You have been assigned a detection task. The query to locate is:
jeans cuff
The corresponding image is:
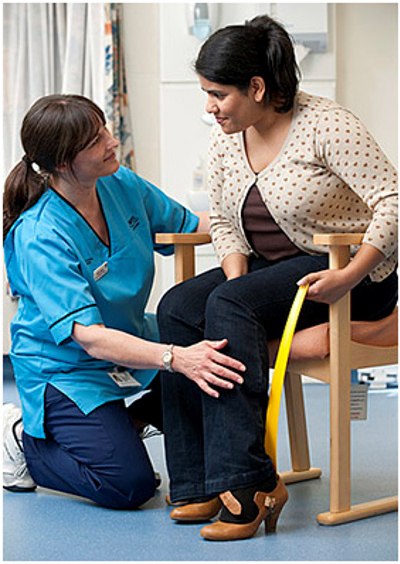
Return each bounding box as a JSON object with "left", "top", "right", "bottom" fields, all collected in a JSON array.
[
  {"left": 205, "top": 465, "right": 275, "bottom": 495},
  {"left": 169, "top": 483, "right": 207, "bottom": 503}
]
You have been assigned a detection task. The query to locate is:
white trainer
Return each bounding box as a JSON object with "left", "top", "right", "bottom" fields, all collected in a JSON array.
[{"left": 3, "top": 403, "right": 36, "bottom": 492}]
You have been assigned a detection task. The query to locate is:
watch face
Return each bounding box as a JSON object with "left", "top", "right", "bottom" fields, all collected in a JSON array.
[{"left": 163, "top": 345, "right": 174, "bottom": 371}]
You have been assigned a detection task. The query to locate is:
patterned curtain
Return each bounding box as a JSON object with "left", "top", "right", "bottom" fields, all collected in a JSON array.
[
  {"left": 3, "top": 3, "right": 135, "bottom": 176},
  {"left": 104, "top": 3, "right": 135, "bottom": 170},
  {"left": 3, "top": 3, "right": 105, "bottom": 177}
]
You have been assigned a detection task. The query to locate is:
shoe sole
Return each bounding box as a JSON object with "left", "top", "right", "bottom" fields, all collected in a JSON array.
[{"left": 3, "top": 484, "right": 37, "bottom": 493}]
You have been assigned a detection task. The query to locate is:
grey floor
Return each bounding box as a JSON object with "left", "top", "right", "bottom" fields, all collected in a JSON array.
[{"left": 3, "top": 379, "right": 398, "bottom": 562}]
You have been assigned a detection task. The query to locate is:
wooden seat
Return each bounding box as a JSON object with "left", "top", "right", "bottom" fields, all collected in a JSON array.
[{"left": 155, "top": 231, "right": 398, "bottom": 525}]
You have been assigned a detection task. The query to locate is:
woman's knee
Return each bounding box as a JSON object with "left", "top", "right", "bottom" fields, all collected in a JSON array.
[
  {"left": 157, "top": 268, "right": 225, "bottom": 339},
  {"left": 205, "top": 280, "right": 251, "bottom": 321},
  {"left": 157, "top": 283, "right": 184, "bottom": 326}
]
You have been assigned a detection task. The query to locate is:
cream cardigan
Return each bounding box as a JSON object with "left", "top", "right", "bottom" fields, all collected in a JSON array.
[{"left": 208, "top": 91, "right": 398, "bottom": 282}]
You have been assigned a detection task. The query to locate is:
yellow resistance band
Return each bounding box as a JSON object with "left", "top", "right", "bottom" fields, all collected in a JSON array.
[{"left": 264, "top": 284, "right": 309, "bottom": 469}]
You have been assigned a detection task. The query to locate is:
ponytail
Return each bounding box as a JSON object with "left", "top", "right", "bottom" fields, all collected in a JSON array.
[
  {"left": 246, "top": 15, "right": 299, "bottom": 112},
  {"left": 3, "top": 159, "right": 47, "bottom": 241}
]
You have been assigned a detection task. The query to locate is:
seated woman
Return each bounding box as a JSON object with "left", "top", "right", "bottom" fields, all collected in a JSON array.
[{"left": 157, "top": 15, "right": 398, "bottom": 541}]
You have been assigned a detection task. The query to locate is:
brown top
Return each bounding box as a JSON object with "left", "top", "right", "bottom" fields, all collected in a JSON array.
[{"left": 242, "top": 184, "right": 301, "bottom": 260}]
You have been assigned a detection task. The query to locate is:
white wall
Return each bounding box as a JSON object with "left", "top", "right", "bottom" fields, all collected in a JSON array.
[
  {"left": 122, "top": 3, "right": 161, "bottom": 186},
  {"left": 336, "top": 3, "right": 398, "bottom": 165}
]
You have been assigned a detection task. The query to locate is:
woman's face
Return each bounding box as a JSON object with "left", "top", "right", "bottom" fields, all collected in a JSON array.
[
  {"left": 199, "top": 75, "right": 264, "bottom": 134},
  {"left": 71, "top": 126, "right": 120, "bottom": 183}
]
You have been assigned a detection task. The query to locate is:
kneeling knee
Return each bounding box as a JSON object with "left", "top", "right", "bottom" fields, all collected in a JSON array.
[
  {"left": 121, "top": 474, "right": 156, "bottom": 509},
  {"left": 92, "top": 466, "right": 156, "bottom": 510}
]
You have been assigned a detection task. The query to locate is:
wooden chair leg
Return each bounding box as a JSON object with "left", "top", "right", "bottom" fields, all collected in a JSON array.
[
  {"left": 281, "top": 372, "right": 322, "bottom": 484},
  {"left": 317, "top": 244, "right": 398, "bottom": 525},
  {"left": 318, "top": 360, "right": 398, "bottom": 525}
]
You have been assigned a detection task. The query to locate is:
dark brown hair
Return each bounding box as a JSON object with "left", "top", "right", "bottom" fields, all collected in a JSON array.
[
  {"left": 195, "top": 15, "right": 299, "bottom": 113},
  {"left": 3, "top": 94, "right": 106, "bottom": 240}
]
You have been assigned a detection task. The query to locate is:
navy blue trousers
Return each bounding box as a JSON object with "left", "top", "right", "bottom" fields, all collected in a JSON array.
[
  {"left": 157, "top": 254, "right": 398, "bottom": 502},
  {"left": 23, "top": 384, "right": 158, "bottom": 509}
]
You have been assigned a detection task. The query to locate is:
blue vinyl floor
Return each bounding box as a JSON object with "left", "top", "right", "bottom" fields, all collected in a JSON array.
[{"left": 3, "top": 378, "right": 398, "bottom": 562}]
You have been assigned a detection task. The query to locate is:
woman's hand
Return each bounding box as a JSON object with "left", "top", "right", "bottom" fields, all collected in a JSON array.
[
  {"left": 221, "top": 253, "right": 249, "bottom": 280},
  {"left": 172, "top": 338, "right": 246, "bottom": 398},
  {"left": 298, "top": 243, "right": 386, "bottom": 305},
  {"left": 297, "top": 269, "right": 354, "bottom": 304}
]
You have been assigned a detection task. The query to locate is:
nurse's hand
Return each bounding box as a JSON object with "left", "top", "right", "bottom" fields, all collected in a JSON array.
[{"left": 172, "top": 339, "right": 246, "bottom": 398}]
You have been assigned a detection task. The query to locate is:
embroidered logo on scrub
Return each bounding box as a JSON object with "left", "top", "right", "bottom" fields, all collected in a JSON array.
[
  {"left": 93, "top": 261, "right": 108, "bottom": 281},
  {"left": 128, "top": 216, "right": 139, "bottom": 231}
]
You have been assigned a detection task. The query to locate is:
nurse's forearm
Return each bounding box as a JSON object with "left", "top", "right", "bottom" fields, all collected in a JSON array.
[
  {"left": 72, "top": 322, "right": 246, "bottom": 398},
  {"left": 72, "top": 323, "right": 167, "bottom": 370}
]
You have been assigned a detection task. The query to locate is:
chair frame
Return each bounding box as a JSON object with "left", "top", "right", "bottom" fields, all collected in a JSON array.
[{"left": 155, "top": 231, "right": 398, "bottom": 525}]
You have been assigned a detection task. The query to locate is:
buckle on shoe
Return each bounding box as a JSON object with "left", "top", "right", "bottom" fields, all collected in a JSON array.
[{"left": 265, "top": 495, "right": 277, "bottom": 512}]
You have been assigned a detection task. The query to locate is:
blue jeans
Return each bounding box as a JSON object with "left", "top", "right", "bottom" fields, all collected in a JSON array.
[
  {"left": 157, "top": 254, "right": 397, "bottom": 502},
  {"left": 23, "top": 384, "right": 157, "bottom": 509}
]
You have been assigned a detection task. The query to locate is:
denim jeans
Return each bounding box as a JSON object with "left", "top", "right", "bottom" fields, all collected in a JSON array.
[{"left": 157, "top": 254, "right": 397, "bottom": 502}]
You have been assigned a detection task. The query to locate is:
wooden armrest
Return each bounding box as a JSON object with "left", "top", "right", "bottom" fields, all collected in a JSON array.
[
  {"left": 155, "top": 233, "right": 211, "bottom": 246},
  {"left": 155, "top": 233, "right": 212, "bottom": 284},
  {"left": 314, "top": 233, "right": 364, "bottom": 246}
]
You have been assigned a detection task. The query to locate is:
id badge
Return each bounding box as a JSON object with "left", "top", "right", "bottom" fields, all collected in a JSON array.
[
  {"left": 94, "top": 261, "right": 108, "bottom": 281},
  {"left": 108, "top": 368, "right": 142, "bottom": 388}
]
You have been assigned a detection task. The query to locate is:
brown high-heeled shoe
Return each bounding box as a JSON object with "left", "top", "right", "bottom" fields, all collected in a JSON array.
[
  {"left": 200, "top": 476, "right": 288, "bottom": 541},
  {"left": 170, "top": 497, "right": 222, "bottom": 522}
]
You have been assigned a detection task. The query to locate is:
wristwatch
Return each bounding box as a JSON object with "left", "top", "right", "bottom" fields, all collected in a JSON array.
[{"left": 162, "top": 344, "right": 175, "bottom": 373}]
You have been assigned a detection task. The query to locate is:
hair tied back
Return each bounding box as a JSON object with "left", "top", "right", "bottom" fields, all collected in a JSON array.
[{"left": 22, "top": 155, "right": 40, "bottom": 173}]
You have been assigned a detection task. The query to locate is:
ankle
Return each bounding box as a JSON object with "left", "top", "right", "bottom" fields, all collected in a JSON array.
[
  {"left": 219, "top": 475, "right": 278, "bottom": 524},
  {"left": 189, "top": 494, "right": 216, "bottom": 504}
]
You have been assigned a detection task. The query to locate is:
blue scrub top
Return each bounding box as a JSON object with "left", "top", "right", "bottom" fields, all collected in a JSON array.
[{"left": 4, "top": 166, "right": 199, "bottom": 438}]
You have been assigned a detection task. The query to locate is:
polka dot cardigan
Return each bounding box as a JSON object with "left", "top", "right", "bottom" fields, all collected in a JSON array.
[{"left": 208, "top": 91, "right": 397, "bottom": 282}]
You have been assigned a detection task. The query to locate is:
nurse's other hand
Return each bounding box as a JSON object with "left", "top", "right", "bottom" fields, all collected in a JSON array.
[{"left": 172, "top": 339, "right": 246, "bottom": 398}]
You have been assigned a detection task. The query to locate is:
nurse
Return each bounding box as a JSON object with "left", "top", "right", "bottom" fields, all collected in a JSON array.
[{"left": 3, "top": 94, "right": 245, "bottom": 509}]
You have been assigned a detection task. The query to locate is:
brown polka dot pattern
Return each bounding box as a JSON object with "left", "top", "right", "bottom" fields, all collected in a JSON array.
[{"left": 207, "top": 91, "right": 398, "bottom": 282}]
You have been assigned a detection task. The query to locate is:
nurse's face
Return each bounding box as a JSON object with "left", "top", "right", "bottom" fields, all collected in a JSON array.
[{"left": 72, "top": 126, "right": 120, "bottom": 183}]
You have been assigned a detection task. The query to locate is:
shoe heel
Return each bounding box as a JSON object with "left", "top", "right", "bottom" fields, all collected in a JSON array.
[
  {"left": 263, "top": 478, "right": 288, "bottom": 533},
  {"left": 264, "top": 507, "right": 281, "bottom": 533}
]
